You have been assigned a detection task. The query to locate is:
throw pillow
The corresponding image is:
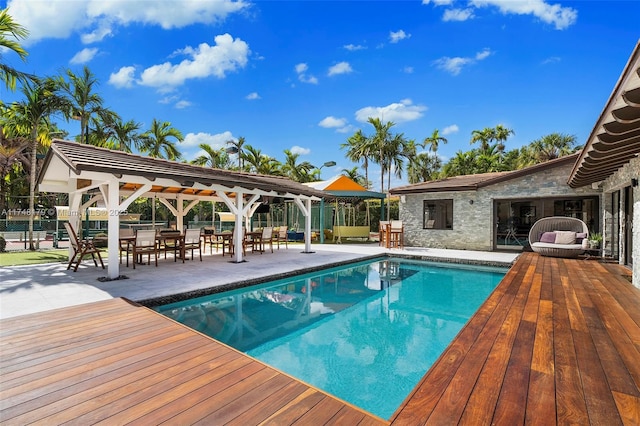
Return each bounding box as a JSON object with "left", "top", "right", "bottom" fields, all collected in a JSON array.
[
  {"left": 582, "top": 238, "right": 589, "bottom": 249},
  {"left": 539, "top": 232, "right": 556, "bottom": 243},
  {"left": 576, "top": 232, "right": 587, "bottom": 243},
  {"left": 554, "top": 231, "right": 576, "bottom": 245}
]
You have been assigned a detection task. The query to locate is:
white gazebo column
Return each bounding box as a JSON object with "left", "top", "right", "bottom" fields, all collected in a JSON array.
[
  {"left": 67, "top": 192, "right": 82, "bottom": 259},
  {"left": 106, "top": 181, "right": 121, "bottom": 279},
  {"left": 294, "top": 197, "right": 314, "bottom": 253}
]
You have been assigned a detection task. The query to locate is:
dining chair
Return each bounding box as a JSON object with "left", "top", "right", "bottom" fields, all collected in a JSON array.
[
  {"left": 274, "top": 226, "right": 288, "bottom": 249},
  {"left": 183, "top": 228, "right": 202, "bottom": 261},
  {"left": 129, "top": 229, "right": 158, "bottom": 269}
]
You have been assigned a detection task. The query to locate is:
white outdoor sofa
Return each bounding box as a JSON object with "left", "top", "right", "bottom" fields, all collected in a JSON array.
[{"left": 528, "top": 216, "right": 589, "bottom": 258}]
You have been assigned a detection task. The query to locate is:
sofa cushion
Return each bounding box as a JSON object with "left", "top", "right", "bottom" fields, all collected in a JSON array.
[
  {"left": 531, "top": 242, "right": 584, "bottom": 250},
  {"left": 554, "top": 231, "right": 576, "bottom": 244},
  {"left": 539, "top": 232, "right": 556, "bottom": 243}
]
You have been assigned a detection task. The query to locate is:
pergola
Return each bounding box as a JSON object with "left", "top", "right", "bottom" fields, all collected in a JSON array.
[{"left": 38, "top": 140, "right": 330, "bottom": 279}]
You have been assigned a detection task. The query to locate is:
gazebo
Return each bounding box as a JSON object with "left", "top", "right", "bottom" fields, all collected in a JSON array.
[
  {"left": 304, "top": 175, "right": 386, "bottom": 243},
  {"left": 38, "top": 140, "right": 330, "bottom": 279}
]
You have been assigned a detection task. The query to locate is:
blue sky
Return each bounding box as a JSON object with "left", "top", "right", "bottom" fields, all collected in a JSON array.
[{"left": 2, "top": 0, "right": 639, "bottom": 190}]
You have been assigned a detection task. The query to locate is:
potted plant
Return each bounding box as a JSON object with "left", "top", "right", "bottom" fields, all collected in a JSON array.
[{"left": 589, "top": 232, "right": 602, "bottom": 249}]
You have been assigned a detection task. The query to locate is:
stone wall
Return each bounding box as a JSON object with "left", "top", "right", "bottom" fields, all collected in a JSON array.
[
  {"left": 399, "top": 162, "right": 601, "bottom": 251},
  {"left": 601, "top": 156, "right": 640, "bottom": 288}
]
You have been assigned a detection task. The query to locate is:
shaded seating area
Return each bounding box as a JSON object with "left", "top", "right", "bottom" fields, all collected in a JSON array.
[
  {"left": 63, "top": 222, "right": 105, "bottom": 272},
  {"left": 528, "top": 216, "right": 588, "bottom": 258}
]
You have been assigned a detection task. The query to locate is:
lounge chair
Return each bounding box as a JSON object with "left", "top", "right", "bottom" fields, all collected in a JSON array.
[
  {"left": 528, "top": 216, "right": 588, "bottom": 258},
  {"left": 64, "top": 222, "right": 105, "bottom": 272}
]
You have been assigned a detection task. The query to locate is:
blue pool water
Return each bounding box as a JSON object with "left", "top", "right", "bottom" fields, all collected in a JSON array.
[{"left": 155, "top": 258, "right": 506, "bottom": 419}]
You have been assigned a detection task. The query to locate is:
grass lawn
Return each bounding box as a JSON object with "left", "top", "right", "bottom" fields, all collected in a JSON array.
[{"left": 0, "top": 249, "right": 69, "bottom": 267}]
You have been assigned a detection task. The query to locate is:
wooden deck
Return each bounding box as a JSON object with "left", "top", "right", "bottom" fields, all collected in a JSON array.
[
  {"left": 391, "top": 252, "right": 640, "bottom": 425},
  {"left": 1, "top": 253, "right": 639, "bottom": 424},
  {"left": 0, "top": 298, "right": 385, "bottom": 425}
]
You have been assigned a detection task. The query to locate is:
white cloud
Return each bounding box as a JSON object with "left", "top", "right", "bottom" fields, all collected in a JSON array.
[
  {"left": 319, "top": 116, "right": 348, "bottom": 128},
  {"left": 344, "top": 44, "right": 366, "bottom": 51},
  {"left": 108, "top": 66, "right": 136, "bottom": 88},
  {"left": 8, "top": 0, "right": 249, "bottom": 45},
  {"left": 471, "top": 0, "right": 577, "bottom": 29},
  {"left": 290, "top": 146, "right": 311, "bottom": 155},
  {"left": 69, "top": 47, "right": 98, "bottom": 64},
  {"left": 442, "top": 124, "right": 459, "bottom": 135},
  {"left": 423, "top": 0, "right": 577, "bottom": 30},
  {"left": 328, "top": 62, "right": 353, "bottom": 76},
  {"left": 355, "top": 99, "right": 427, "bottom": 124},
  {"left": 182, "top": 131, "right": 235, "bottom": 148},
  {"left": 175, "top": 100, "right": 192, "bottom": 109},
  {"left": 433, "top": 48, "right": 492, "bottom": 75},
  {"left": 422, "top": 0, "right": 453, "bottom": 5},
  {"left": 403, "top": 66, "right": 414, "bottom": 74},
  {"left": 542, "top": 56, "right": 561, "bottom": 65},
  {"left": 295, "top": 62, "right": 318, "bottom": 84},
  {"left": 389, "top": 29, "right": 411, "bottom": 44},
  {"left": 475, "top": 48, "right": 491, "bottom": 60},
  {"left": 138, "top": 33, "right": 250, "bottom": 89},
  {"left": 443, "top": 8, "right": 475, "bottom": 22},
  {"left": 246, "top": 92, "right": 261, "bottom": 100}
]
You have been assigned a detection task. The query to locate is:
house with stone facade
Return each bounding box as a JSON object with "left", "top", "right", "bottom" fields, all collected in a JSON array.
[
  {"left": 391, "top": 39, "right": 639, "bottom": 288},
  {"left": 390, "top": 153, "right": 600, "bottom": 253}
]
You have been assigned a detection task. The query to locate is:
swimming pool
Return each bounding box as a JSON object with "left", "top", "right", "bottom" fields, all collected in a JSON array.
[{"left": 155, "top": 257, "right": 507, "bottom": 419}]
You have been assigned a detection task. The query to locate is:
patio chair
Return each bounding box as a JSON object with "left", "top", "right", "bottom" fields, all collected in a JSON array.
[
  {"left": 119, "top": 228, "right": 134, "bottom": 264},
  {"left": 387, "top": 220, "right": 404, "bottom": 249},
  {"left": 379, "top": 221, "right": 389, "bottom": 247},
  {"left": 127, "top": 229, "right": 158, "bottom": 269},
  {"left": 64, "top": 222, "right": 105, "bottom": 272},
  {"left": 158, "top": 228, "right": 182, "bottom": 260},
  {"left": 183, "top": 228, "right": 202, "bottom": 261},
  {"left": 259, "top": 226, "right": 274, "bottom": 253},
  {"left": 274, "top": 226, "right": 288, "bottom": 249},
  {"left": 202, "top": 226, "right": 221, "bottom": 254}
]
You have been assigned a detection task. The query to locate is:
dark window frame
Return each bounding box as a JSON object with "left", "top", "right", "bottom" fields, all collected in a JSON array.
[{"left": 423, "top": 199, "right": 453, "bottom": 230}]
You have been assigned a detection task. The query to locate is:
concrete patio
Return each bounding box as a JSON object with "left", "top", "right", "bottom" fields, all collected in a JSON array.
[{"left": 0, "top": 243, "right": 518, "bottom": 319}]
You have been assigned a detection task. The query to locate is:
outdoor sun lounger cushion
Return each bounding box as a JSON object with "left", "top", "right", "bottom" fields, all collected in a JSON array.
[
  {"left": 64, "top": 222, "right": 105, "bottom": 272},
  {"left": 528, "top": 216, "right": 588, "bottom": 258}
]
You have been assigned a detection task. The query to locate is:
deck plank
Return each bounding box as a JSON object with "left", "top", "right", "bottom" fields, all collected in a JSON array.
[
  {"left": 0, "top": 298, "right": 385, "bottom": 426},
  {"left": 2, "top": 253, "right": 640, "bottom": 425},
  {"left": 391, "top": 252, "right": 640, "bottom": 424}
]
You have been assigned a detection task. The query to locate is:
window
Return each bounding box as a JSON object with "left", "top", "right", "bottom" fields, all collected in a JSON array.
[{"left": 423, "top": 199, "right": 453, "bottom": 229}]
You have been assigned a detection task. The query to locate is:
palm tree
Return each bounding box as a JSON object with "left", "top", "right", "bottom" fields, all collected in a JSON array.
[
  {"left": 407, "top": 152, "right": 442, "bottom": 183},
  {"left": 442, "top": 150, "right": 477, "bottom": 177},
  {"left": 422, "top": 129, "right": 447, "bottom": 153},
  {"left": 470, "top": 127, "right": 494, "bottom": 151},
  {"left": 4, "top": 77, "right": 70, "bottom": 249},
  {"left": 108, "top": 118, "right": 143, "bottom": 152},
  {"left": 341, "top": 129, "right": 373, "bottom": 189},
  {"left": 139, "top": 118, "right": 183, "bottom": 160},
  {"left": 226, "top": 136, "right": 246, "bottom": 170},
  {"left": 192, "top": 143, "right": 232, "bottom": 168},
  {"left": 283, "top": 149, "right": 315, "bottom": 182},
  {"left": 0, "top": 9, "right": 32, "bottom": 91},
  {"left": 529, "top": 133, "right": 577, "bottom": 162},
  {"left": 60, "top": 66, "right": 118, "bottom": 145},
  {"left": 493, "top": 124, "right": 514, "bottom": 152},
  {"left": 367, "top": 117, "right": 395, "bottom": 193},
  {"left": 0, "top": 126, "right": 29, "bottom": 212}
]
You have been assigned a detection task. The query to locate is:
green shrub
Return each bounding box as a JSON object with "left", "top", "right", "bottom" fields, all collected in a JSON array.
[{"left": 0, "top": 236, "right": 6, "bottom": 252}]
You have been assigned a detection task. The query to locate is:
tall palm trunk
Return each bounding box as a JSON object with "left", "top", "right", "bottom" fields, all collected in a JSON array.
[{"left": 28, "top": 124, "right": 38, "bottom": 250}]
